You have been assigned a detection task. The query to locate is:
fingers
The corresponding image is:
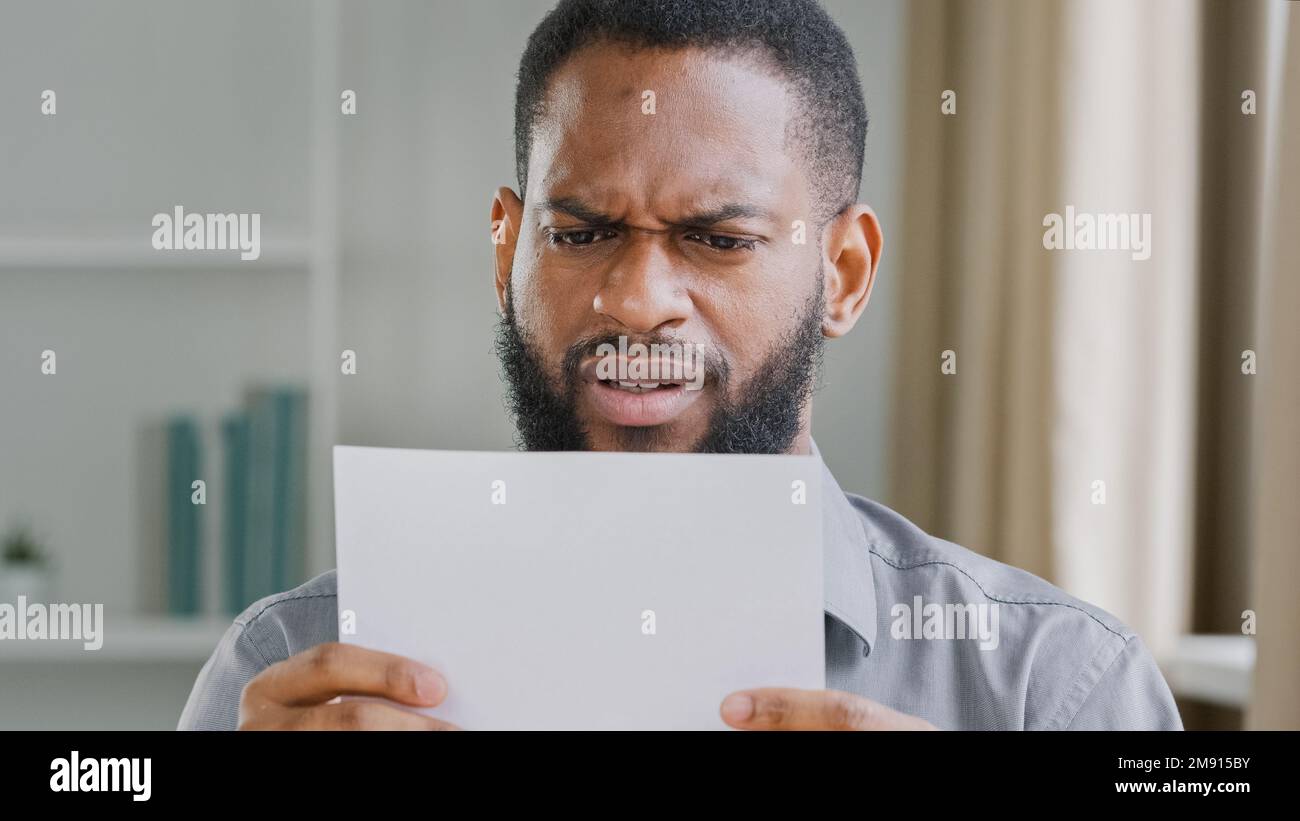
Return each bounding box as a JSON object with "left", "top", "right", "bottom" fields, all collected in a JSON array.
[
  {"left": 721, "top": 688, "right": 937, "bottom": 731},
  {"left": 289, "top": 700, "right": 460, "bottom": 731},
  {"left": 242, "top": 642, "right": 447, "bottom": 712}
]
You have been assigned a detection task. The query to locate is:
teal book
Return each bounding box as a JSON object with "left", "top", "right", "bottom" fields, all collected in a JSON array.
[
  {"left": 220, "top": 413, "right": 251, "bottom": 615},
  {"left": 243, "top": 387, "right": 308, "bottom": 606},
  {"left": 166, "top": 417, "right": 202, "bottom": 615}
]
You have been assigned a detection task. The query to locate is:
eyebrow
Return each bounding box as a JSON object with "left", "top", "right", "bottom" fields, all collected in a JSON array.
[{"left": 538, "top": 197, "right": 775, "bottom": 228}]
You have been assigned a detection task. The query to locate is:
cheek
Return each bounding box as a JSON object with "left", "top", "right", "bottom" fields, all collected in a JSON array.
[{"left": 698, "top": 247, "right": 817, "bottom": 368}]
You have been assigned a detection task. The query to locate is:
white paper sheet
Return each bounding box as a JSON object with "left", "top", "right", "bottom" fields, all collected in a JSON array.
[{"left": 333, "top": 446, "right": 824, "bottom": 729}]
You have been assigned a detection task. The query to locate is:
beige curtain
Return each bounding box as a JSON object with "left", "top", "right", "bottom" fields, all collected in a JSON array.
[
  {"left": 891, "top": 0, "right": 1062, "bottom": 581},
  {"left": 1246, "top": 1, "right": 1300, "bottom": 731},
  {"left": 894, "top": 0, "right": 1298, "bottom": 726}
]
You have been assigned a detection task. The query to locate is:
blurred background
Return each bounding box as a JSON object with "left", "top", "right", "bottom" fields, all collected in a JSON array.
[{"left": 0, "top": 0, "right": 1295, "bottom": 729}]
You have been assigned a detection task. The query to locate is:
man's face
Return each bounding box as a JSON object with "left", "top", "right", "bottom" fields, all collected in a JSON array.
[{"left": 493, "top": 44, "right": 832, "bottom": 453}]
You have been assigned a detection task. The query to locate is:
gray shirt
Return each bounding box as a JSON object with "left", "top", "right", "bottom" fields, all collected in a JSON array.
[{"left": 179, "top": 449, "right": 1183, "bottom": 730}]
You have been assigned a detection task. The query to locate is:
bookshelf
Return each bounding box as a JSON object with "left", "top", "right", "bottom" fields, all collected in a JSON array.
[{"left": 0, "top": 0, "right": 342, "bottom": 638}]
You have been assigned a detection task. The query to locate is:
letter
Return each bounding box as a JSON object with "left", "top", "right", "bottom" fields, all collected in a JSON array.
[
  {"left": 27, "top": 601, "right": 47, "bottom": 639},
  {"left": 1241, "top": 349, "right": 1256, "bottom": 374},
  {"left": 0, "top": 602, "right": 13, "bottom": 639},
  {"left": 1098, "top": 212, "right": 1129, "bottom": 251},
  {"left": 595, "top": 342, "right": 617, "bottom": 380},
  {"left": 341, "top": 89, "right": 356, "bottom": 115},
  {"left": 1091, "top": 479, "right": 1106, "bottom": 505},
  {"left": 1241, "top": 609, "right": 1256, "bottom": 635},
  {"left": 890, "top": 602, "right": 911, "bottom": 639},
  {"left": 1241, "top": 89, "right": 1255, "bottom": 115},
  {"left": 913, "top": 595, "right": 924, "bottom": 638},
  {"left": 240, "top": 213, "right": 260, "bottom": 261},
  {"left": 50, "top": 602, "right": 78, "bottom": 641},
  {"left": 173, "top": 205, "right": 185, "bottom": 247},
  {"left": 941, "top": 349, "right": 956, "bottom": 374},
  {"left": 491, "top": 479, "right": 506, "bottom": 504},
  {"left": 922, "top": 603, "right": 944, "bottom": 639},
  {"left": 641, "top": 89, "right": 655, "bottom": 115},
  {"left": 206, "top": 213, "right": 238, "bottom": 250},
  {"left": 102, "top": 758, "right": 128, "bottom": 793},
  {"left": 1074, "top": 211, "right": 1095, "bottom": 250},
  {"left": 191, "top": 479, "right": 206, "bottom": 505},
  {"left": 41, "top": 349, "right": 56, "bottom": 374},
  {"left": 941, "top": 89, "right": 956, "bottom": 115},
  {"left": 1064, "top": 205, "right": 1076, "bottom": 249},
  {"left": 1041, "top": 212, "right": 1063, "bottom": 250},
  {"left": 948, "top": 603, "right": 977, "bottom": 640},
  {"left": 50, "top": 756, "right": 70, "bottom": 792},
  {"left": 182, "top": 212, "right": 203, "bottom": 250},
  {"left": 627, "top": 342, "right": 649, "bottom": 380},
  {"left": 340, "top": 608, "right": 357, "bottom": 635},
  {"left": 133, "top": 758, "right": 151, "bottom": 802},
  {"left": 791, "top": 219, "right": 806, "bottom": 245},
  {"left": 79, "top": 756, "right": 98, "bottom": 792},
  {"left": 41, "top": 89, "right": 56, "bottom": 115},
  {"left": 1130, "top": 212, "right": 1151, "bottom": 261},
  {"left": 151, "top": 213, "right": 171, "bottom": 250},
  {"left": 341, "top": 349, "right": 357, "bottom": 374},
  {"left": 687, "top": 344, "right": 705, "bottom": 390},
  {"left": 790, "top": 479, "right": 806, "bottom": 505},
  {"left": 981, "top": 603, "right": 1000, "bottom": 651},
  {"left": 83, "top": 603, "right": 103, "bottom": 651},
  {"left": 641, "top": 609, "right": 656, "bottom": 634}
]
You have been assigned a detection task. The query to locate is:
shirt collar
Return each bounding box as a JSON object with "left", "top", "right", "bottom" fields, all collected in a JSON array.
[{"left": 810, "top": 438, "right": 878, "bottom": 656}]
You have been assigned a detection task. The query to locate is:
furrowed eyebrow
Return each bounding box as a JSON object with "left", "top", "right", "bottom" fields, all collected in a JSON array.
[
  {"left": 538, "top": 197, "right": 618, "bottom": 225},
  {"left": 538, "top": 197, "right": 774, "bottom": 230},
  {"left": 678, "top": 204, "right": 774, "bottom": 227}
]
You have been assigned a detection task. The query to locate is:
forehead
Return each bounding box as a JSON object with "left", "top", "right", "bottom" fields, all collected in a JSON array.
[{"left": 528, "top": 42, "right": 805, "bottom": 214}]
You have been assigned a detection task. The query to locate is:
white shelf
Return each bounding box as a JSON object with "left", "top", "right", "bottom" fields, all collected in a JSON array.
[
  {"left": 0, "top": 236, "right": 312, "bottom": 269},
  {"left": 0, "top": 615, "right": 230, "bottom": 663},
  {"left": 1164, "top": 634, "right": 1255, "bottom": 708}
]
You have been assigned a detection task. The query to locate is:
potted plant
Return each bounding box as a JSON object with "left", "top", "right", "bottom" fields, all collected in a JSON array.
[{"left": 0, "top": 525, "right": 52, "bottom": 604}]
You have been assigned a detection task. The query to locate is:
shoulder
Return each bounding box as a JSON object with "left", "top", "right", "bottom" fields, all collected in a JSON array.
[
  {"left": 848, "top": 494, "right": 1181, "bottom": 729},
  {"left": 233, "top": 569, "right": 340, "bottom": 662},
  {"left": 177, "top": 570, "right": 339, "bottom": 730},
  {"left": 852, "top": 494, "right": 1133, "bottom": 640}
]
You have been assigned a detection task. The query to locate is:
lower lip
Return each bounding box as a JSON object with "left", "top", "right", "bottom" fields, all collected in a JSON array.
[{"left": 585, "top": 381, "right": 702, "bottom": 427}]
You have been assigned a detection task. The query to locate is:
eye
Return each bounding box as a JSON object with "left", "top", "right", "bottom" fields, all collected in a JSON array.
[
  {"left": 684, "top": 232, "right": 757, "bottom": 252},
  {"left": 546, "top": 228, "right": 616, "bottom": 247}
]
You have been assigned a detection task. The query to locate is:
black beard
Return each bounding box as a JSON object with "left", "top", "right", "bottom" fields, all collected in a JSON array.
[{"left": 493, "top": 282, "right": 825, "bottom": 454}]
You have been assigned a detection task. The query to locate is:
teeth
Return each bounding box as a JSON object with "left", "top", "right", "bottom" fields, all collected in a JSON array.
[{"left": 610, "top": 380, "right": 664, "bottom": 392}]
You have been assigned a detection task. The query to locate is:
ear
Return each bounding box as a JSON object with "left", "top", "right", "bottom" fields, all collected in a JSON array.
[
  {"left": 820, "top": 204, "right": 882, "bottom": 338},
  {"left": 491, "top": 186, "right": 525, "bottom": 315}
]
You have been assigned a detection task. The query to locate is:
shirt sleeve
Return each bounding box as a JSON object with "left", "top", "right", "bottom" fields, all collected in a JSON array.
[
  {"left": 176, "top": 619, "right": 274, "bottom": 731},
  {"left": 1059, "top": 634, "right": 1184, "bottom": 730}
]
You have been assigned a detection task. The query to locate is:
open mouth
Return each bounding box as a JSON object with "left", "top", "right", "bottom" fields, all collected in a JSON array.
[
  {"left": 586, "top": 377, "right": 701, "bottom": 426},
  {"left": 598, "top": 379, "right": 686, "bottom": 393}
]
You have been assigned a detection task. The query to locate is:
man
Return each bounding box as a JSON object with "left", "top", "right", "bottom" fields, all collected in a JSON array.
[{"left": 180, "top": 0, "right": 1182, "bottom": 730}]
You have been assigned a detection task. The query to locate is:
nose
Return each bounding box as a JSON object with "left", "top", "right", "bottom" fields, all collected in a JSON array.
[{"left": 592, "top": 232, "right": 692, "bottom": 334}]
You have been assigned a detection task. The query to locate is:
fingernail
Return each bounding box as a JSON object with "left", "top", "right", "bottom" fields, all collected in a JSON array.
[
  {"left": 721, "top": 693, "right": 754, "bottom": 722},
  {"left": 413, "top": 668, "right": 445, "bottom": 703}
]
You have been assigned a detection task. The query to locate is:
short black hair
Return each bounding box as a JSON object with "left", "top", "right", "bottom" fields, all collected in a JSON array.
[{"left": 514, "top": 0, "right": 868, "bottom": 222}]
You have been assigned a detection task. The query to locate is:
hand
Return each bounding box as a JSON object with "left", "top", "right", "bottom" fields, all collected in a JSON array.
[
  {"left": 720, "top": 688, "right": 938, "bottom": 730},
  {"left": 238, "top": 642, "right": 459, "bottom": 730}
]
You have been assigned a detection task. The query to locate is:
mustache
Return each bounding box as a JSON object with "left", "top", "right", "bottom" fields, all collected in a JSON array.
[{"left": 560, "top": 331, "right": 731, "bottom": 388}]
